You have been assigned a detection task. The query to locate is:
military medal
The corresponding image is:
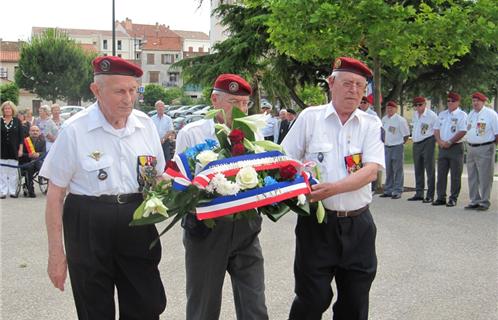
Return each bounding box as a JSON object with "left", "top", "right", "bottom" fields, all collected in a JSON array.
[
  {"left": 89, "top": 150, "right": 103, "bottom": 161},
  {"left": 98, "top": 169, "right": 108, "bottom": 180}
]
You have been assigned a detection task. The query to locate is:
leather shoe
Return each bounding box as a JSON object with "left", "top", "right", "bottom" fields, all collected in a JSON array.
[
  {"left": 446, "top": 199, "right": 457, "bottom": 207},
  {"left": 391, "top": 194, "right": 401, "bottom": 199},
  {"left": 407, "top": 196, "right": 424, "bottom": 201},
  {"left": 0, "top": 195, "right": 6, "bottom": 199},
  {"left": 9, "top": 195, "right": 18, "bottom": 199},
  {"left": 432, "top": 199, "right": 446, "bottom": 206},
  {"left": 464, "top": 204, "right": 479, "bottom": 210},
  {"left": 423, "top": 198, "right": 433, "bottom": 203},
  {"left": 475, "top": 205, "right": 489, "bottom": 211},
  {"left": 28, "top": 193, "right": 36, "bottom": 198},
  {"left": 379, "top": 193, "right": 391, "bottom": 198}
]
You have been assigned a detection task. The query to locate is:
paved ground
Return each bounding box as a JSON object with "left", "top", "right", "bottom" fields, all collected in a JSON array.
[{"left": 1, "top": 168, "right": 497, "bottom": 320}]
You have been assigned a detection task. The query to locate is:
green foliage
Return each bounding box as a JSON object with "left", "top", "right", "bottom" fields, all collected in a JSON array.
[
  {"left": 0, "top": 82, "right": 20, "bottom": 105},
  {"left": 15, "top": 28, "right": 90, "bottom": 102},
  {"left": 297, "top": 83, "right": 327, "bottom": 107},
  {"left": 179, "top": 95, "right": 194, "bottom": 105},
  {"left": 164, "top": 87, "right": 184, "bottom": 104},
  {"left": 143, "top": 84, "right": 167, "bottom": 106}
]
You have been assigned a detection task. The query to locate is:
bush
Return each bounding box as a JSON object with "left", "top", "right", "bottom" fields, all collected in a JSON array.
[
  {"left": 0, "top": 82, "right": 20, "bottom": 105},
  {"left": 143, "top": 84, "right": 167, "bottom": 106}
]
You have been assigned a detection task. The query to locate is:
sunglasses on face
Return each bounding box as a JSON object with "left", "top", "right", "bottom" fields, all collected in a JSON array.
[
  {"left": 360, "top": 101, "right": 368, "bottom": 104},
  {"left": 447, "top": 100, "right": 456, "bottom": 103},
  {"left": 415, "top": 103, "right": 424, "bottom": 106}
]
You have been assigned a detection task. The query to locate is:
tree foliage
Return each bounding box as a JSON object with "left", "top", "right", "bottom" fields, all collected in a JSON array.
[
  {"left": 0, "top": 82, "right": 20, "bottom": 105},
  {"left": 143, "top": 84, "right": 167, "bottom": 106},
  {"left": 15, "top": 28, "right": 92, "bottom": 103}
]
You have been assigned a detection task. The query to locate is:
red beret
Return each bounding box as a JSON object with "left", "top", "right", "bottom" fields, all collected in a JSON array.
[
  {"left": 448, "top": 92, "right": 461, "bottom": 101},
  {"left": 471, "top": 92, "right": 487, "bottom": 102},
  {"left": 92, "top": 56, "right": 143, "bottom": 77},
  {"left": 333, "top": 57, "right": 373, "bottom": 79},
  {"left": 386, "top": 100, "right": 398, "bottom": 108},
  {"left": 361, "top": 96, "right": 369, "bottom": 103},
  {"left": 213, "top": 74, "right": 252, "bottom": 96},
  {"left": 413, "top": 96, "right": 426, "bottom": 104}
]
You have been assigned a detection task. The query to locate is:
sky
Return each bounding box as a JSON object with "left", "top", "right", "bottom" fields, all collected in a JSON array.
[{"left": 1, "top": 0, "right": 211, "bottom": 41}]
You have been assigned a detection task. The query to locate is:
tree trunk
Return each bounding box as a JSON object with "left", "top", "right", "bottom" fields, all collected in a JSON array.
[
  {"left": 250, "top": 74, "right": 261, "bottom": 115},
  {"left": 373, "top": 57, "right": 384, "bottom": 193}
]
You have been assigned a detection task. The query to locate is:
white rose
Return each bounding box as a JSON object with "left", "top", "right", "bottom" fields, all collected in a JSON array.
[
  {"left": 296, "top": 194, "right": 307, "bottom": 206},
  {"left": 210, "top": 173, "right": 240, "bottom": 195},
  {"left": 196, "top": 150, "right": 218, "bottom": 167},
  {"left": 236, "top": 166, "right": 259, "bottom": 190}
]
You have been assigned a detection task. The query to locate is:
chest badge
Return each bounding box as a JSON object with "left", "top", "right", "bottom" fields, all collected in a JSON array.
[
  {"left": 317, "top": 152, "right": 324, "bottom": 163},
  {"left": 89, "top": 150, "right": 103, "bottom": 161},
  {"left": 98, "top": 169, "right": 108, "bottom": 180}
]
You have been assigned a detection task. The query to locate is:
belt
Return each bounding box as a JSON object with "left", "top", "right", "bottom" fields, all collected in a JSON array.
[
  {"left": 468, "top": 141, "right": 495, "bottom": 147},
  {"left": 413, "top": 136, "right": 434, "bottom": 144},
  {"left": 69, "top": 193, "right": 143, "bottom": 204},
  {"left": 385, "top": 144, "right": 402, "bottom": 148},
  {"left": 326, "top": 205, "right": 369, "bottom": 218}
]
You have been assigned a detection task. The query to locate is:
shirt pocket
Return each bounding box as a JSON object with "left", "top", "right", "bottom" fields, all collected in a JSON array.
[
  {"left": 80, "top": 155, "right": 114, "bottom": 194},
  {"left": 306, "top": 143, "right": 333, "bottom": 181}
]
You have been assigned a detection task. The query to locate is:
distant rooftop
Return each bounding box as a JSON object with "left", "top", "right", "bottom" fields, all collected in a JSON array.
[
  {"left": 32, "top": 27, "right": 129, "bottom": 38},
  {"left": 173, "top": 30, "right": 209, "bottom": 40}
]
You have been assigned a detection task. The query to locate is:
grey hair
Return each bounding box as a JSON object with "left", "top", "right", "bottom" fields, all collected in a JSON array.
[
  {"left": 39, "top": 105, "right": 51, "bottom": 113},
  {"left": 155, "top": 100, "right": 165, "bottom": 107}
]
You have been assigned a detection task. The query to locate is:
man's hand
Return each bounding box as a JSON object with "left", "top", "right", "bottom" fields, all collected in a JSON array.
[
  {"left": 309, "top": 182, "right": 336, "bottom": 202},
  {"left": 47, "top": 250, "right": 67, "bottom": 291},
  {"left": 46, "top": 133, "right": 56, "bottom": 142}
]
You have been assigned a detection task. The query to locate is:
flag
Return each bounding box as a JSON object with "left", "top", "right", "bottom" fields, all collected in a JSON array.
[
  {"left": 366, "top": 79, "right": 382, "bottom": 105},
  {"left": 24, "top": 137, "right": 36, "bottom": 154}
]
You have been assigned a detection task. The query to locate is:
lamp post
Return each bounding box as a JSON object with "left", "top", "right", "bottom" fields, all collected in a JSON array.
[{"left": 112, "top": 0, "right": 116, "bottom": 56}]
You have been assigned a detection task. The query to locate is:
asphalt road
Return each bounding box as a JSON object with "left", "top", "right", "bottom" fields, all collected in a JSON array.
[{"left": 1, "top": 169, "right": 497, "bottom": 320}]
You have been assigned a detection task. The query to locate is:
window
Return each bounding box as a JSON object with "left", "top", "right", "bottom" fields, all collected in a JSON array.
[
  {"left": 136, "top": 53, "right": 140, "bottom": 60},
  {"left": 198, "top": 47, "right": 204, "bottom": 53},
  {"left": 117, "top": 40, "right": 122, "bottom": 50},
  {"left": 169, "top": 72, "right": 178, "bottom": 83},
  {"left": 149, "top": 71, "right": 159, "bottom": 83},
  {"left": 103, "top": 39, "right": 108, "bottom": 50},
  {"left": 147, "top": 53, "right": 155, "bottom": 64},
  {"left": 175, "top": 54, "right": 179, "bottom": 59},
  {"left": 0, "top": 67, "right": 7, "bottom": 79},
  {"left": 117, "top": 54, "right": 122, "bottom": 58},
  {"left": 161, "top": 54, "right": 175, "bottom": 64},
  {"left": 188, "top": 47, "right": 193, "bottom": 52}
]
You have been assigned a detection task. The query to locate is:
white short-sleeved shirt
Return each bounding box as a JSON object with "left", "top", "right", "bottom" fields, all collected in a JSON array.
[
  {"left": 40, "top": 102, "right": 165, "bottom": 195},
  {"left": 151, "top": 113, "right": 173, "bottom": 139},
  {"left": 382, "top": 114, "right": 410, "bottom": 146},
  {"left": 411, "top": 108, "right": 438, "bottom": 142},
  {"left": 261, "top": 116, "right": 277, "bottom": 138},
  {"left": 281, "top": 103, "right": 385, "bottom": 211},
  {"left": 434, "top": 108, "right": 468, "bottom": 142},
  {"left": 466, "top": 106, "right": 498, "bottom": 144},
  {"left": 361, "top": 107, "right": 378, "bottom": 118}
]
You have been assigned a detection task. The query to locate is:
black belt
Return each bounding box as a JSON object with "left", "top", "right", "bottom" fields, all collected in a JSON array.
[
  {"left": 69, "top": 193, "right": 143, "bottom": 204},
  {"left": 468, "top": 141, "right": 495, "bottom": 147},
  {"left": 326, "top": 205, "right": 369, "bottom": 218},
  {"left": 413, "top": 136, "right": 434, "bottom": 144}
]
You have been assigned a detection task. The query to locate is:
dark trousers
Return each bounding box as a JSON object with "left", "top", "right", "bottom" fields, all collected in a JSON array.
[
  {"left": 23, "top": 161, "right": 42, "bottom": 194},
  {"left": 63, "top": 194, "right": 166, "bottom": 320},
  {"left": 162, "top": 140, "right": 175, "bottom": 163},
  {"left": 289, "top": 209, "right": 377, "bottom": 320},
  {"left": 412, "top": 136, "right": 435, "bottom": 198},
  {"left": 436, "top": 143, "right": 464, "bottom": 202}
]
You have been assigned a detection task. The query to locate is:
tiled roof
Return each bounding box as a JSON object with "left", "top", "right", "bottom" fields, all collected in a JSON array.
[
  {"left": 32, "top": 27, "right": 129, "bottom": 38},
  {"left": 120, "top": 21, "right": 179, "bottom": 39},
  {"left": 0, "top": 41, "right": 24, "bottom": 51},
  {"left": 78, "top": 43, "right": 98, "bottom": 53},
  {"left": 142, "top": 37, "right": 182, "bottom": 51},
  {"left": 173, "top": 30, "right": 209, "bottom": 40},
  {"left": 0, "top": 51, "right": 19, "bottom": 62}
]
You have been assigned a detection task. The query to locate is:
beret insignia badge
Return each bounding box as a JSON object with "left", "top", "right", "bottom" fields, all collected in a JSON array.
[
  {"left": 100, "top": 59, "right": 111, "bottom": 72},
  {"left": 334, "top": 59, "right": 341, "bottom": 69},
  {"left": 228, "top": 81, "right": 239, "bottom": 93}
]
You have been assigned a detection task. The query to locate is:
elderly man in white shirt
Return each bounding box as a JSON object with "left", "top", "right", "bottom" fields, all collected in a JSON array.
[
  {"left": 464, "top": 92, "right": 498, "bottom": 211},
  {"left": 260, "top": 102, "right": 277, "bottom": 141},
  {"left": 151, "top": 100, "right": 174, "bottom": 161},
  {"left": 432, "top": 92, "right": 468, "bottom": 207},
  {"left": 380, "top": 100, "right": 410, "bottom": 199},
  {"left": 408, "top": 96, "right": 438, "bottom": 203}
]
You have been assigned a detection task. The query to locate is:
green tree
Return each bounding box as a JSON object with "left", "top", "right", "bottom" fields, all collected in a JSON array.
[
  {"left": 164, "top": 87, "right": 183, "bottom": 104},
  {"left": 297, "top": 84, "right": 327, "bottom": 106},
  {"left": 15, "top": 28, "right": 90, "bottom": 103},
  {"left": 0, "top": 82, "right": 20, "bottom": 105},
  {"left": 143, "top": 84, "right": 167, "bottom": 106}
]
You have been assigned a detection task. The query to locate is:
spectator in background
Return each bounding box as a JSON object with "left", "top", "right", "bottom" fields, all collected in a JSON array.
[
  {"left": 25, "top": 109, "right": 34, "bottom": 124},
  {"left": 17, "top": 110, "right": 31, "bottom": 138},
  {"left": 34, "top": 105, "right": 58, "bottom": 151},
  {"left": 20, "top": 125, "right": 46, "bottom": 198},
  {"left": 408, "top": 96, "right": 438, "bottom": 203},
  {"left": 1, "top": 101, "right": 24, "bottom": 199},
  {"left": 380, "top": 101, "right": 410, "bottom": 199},
  {"left": 275, "top": 109, "right": 288, "bottom": 144},
  {"left": 151, "top": 100, "right": 175, "bottom": 162},
  {"left": 261, "top": 102, "right": 277, "bottom": 141},
  {"left": 464, "top": 92, "right": 498, "bottom": 211},
  {"left": 359, "top": 96, "right": 378, "bottom": 117},
  {"left": 51, "top": 104, "right": 64, "bottom": 130},
  {"left": 432, "top": 92, "right": 468, "bottom": 207},
  {"left": 286, "top": 109, "right": 297, "bottom": 130}
]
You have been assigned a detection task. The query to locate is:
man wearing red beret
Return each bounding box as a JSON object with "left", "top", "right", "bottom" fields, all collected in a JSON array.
[
  {"left": 41, "top": 56, "right": 167, "bottom": 319},
  {"left": 380, "top": 101, "right": 410, "bottom": 199},
  {"left": 282, "top": 57, "right": 385, "bottom": 320},
  {"left": 464, "top": 92, "right": 498, "bottom": 211},
  {"left": 432, "top": 92, "right": 468, "bottom": 207},
  {"left": 359, "top": 96, "right": 378, "bottom": 117},
  {"left": 408, "top": 96, "right": 438, "bottom": 203},
  {"left": 176, "top": 74, "right": 269, "bottom": 320}
]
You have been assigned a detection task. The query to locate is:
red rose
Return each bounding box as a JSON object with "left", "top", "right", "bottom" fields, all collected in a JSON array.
[
  {"left": 231, "top": 143, "right": 245, "bottom": 156},
  {"left": 229, "top": 129, "right": 245, "bottom": 144},
  {"left": 279, "top": 164, "right": 297, "bottom": 180}
]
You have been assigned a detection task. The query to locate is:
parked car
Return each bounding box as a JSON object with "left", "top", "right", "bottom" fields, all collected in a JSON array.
[
  {"left": 182, "top": 104, "right": 207, "bottom": 116},
  {"left": 173, "top": 116, "right": 186, "bottom": 131},
  {"left": 147, "top": 110, "right": 157, "bottom": 117},
  {"left": 173, "top": 114, "right": 204, "bottom": 131},
  {"left": 193, "top": 106, "right": 211, "bottom": 116},
  {"left": 184, "top": 114, "right": 204, "bottom": 125},
  {"left": 60, "top": 106, "right": 85, "bottom": 120},
  {"left": 168, "top": 106, "right": 191, "bottom": 118}
]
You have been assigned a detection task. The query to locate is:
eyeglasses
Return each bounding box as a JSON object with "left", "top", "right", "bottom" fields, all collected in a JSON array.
[
  {"left": 415, "top": 103, "right": 424, "bottom": 107},
  {"left": 447, "top": 99, "right": 456, "bottom": 103},
  {"left": 360, "top": 101, "right": 368, "bottom": 104},
  {"left": 340, "top": 80, "right": 367, "bottom": 91}
]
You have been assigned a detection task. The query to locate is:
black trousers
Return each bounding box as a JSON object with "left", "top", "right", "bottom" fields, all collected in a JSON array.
[
  {"left": 436, "top": 143, "right": 464, "bottom": 202},
  {"left": 63, "top": 194, "right": 166, "bottom": 320},
  {"left": 289, "top": 209, "right": 377, "bottom": 320},
  {"left": 412, "top": 136, "right": 436, "bottom": 199}
]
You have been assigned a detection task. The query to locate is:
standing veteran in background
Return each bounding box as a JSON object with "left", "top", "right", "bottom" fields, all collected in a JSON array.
[
  {"left": 40, "top": 56, "right": 166, "bottom": 320},
  {"left": 380, "top": 101, "right": 410, "bottom": 199},
  {"left": 282, "top": 57, "right": 385, "bottom": 320},
  {"left": 464, "top": 92, "right": 498, "bottom": 211},
  {"left": 359, "top": 96, "right": 378, "bottom": 117},
  {"left": 408, "top": 96, "right": 438, "bottom": 203},
  {"left": 175, "top": 74, "right": 268, "bottom": 320},
  {"left": 432, "top": 92, "right": 468, "bottom": 207}
]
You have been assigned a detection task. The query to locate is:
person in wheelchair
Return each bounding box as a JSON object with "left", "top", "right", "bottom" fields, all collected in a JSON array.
[{"left": 20, "top": 125, "right": 46, "bottom": 197}]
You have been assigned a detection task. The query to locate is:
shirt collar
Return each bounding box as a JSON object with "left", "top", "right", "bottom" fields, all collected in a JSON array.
[
  {"left": 325, "top": 102, "right": 361, "bottom": 124},
  {"left": 87, "top": 102, "right": 145, "bottom": 135}
]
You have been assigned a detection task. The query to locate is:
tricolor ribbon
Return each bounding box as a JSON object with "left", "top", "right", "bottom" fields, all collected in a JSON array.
[{"left": 24, "top": 137, "right": 36, "bottom": 155}]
